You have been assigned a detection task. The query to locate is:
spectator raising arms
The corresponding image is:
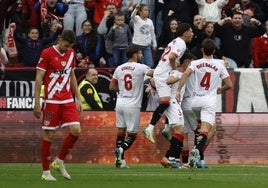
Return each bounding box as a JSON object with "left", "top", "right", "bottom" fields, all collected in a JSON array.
[
  {"left": 131, "top": 3, "right": 157, "bottom": 68},
  {"left": 214, "top": 12, "right": 265, "bottom": 68},
  {"left": 225, "top": 0, "right": 265, "bottom": 26},
  {"left": 34, "top": 0, "right": 68, "bottom": 32},
  {"left": 195, "top": 0, "right": 229, "bottom": 23},
  {"left": 11, "top": 22, "right": 62, "bottom": 67}
]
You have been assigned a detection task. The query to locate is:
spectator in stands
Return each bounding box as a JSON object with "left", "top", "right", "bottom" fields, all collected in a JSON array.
[
  {"left": 155, "top": 18, "right": 180, "bottom": 66},
  {"left": 106, "top": 11, "right": 132, "bottom": 67},
  {"left": 162, "top": 0, "right": 198, "bottom": 28},
  {"left": 251, "top": 20, "right": 268, "bottom": 68},
  {"left": 34, "top": 0, "right": 68, "bottom": 36},
  {"left": 131, "top": 3, "right": 157, "bottom": 68},
  {"left": 85, "top": 0, "right": 97, "bottom": 27},
  {"left": 0, "top": 0, "right": 18, "bottom": 44},
  {"left": 94, "top": 0, "right": 122, "bottom": 25},
  {"left": 0, "top": 43, "right": 9, "bottom": 68},
  {"left": 263, "top": 0, "right": 268, "bottom": 19},
  {"left": 196, "top": 0, "right": 229, "bottom": 23},
  {"left": 154, "top": 0, "right": 165, "bottom": 39},
  {"left": 11, "top": 22, "right": 62, "bottom": 67},
  {"left": 76, "top": 19, "right": 101, "bottom": 67},
  {"left": 225, "top": 0, "right": 265, "bottom": 26},
  {"left": 188, "top": 14, "right": 206, "bottom": 51},
  {"left": 22, "top": 0, "right": 39, "bottom": 27},
  {"left": 214, "top": 11, "right": 265, "bottom": 68},
  {"left": 63, "top": 0, "right": 87, "bottom": 36},
  {"left": 97, "top": 2, "right": 118, "bottom": 67},
  {"left": 192, "top": 22, "right": 223, "bottom": 59},
  {"left": 78, "top": 68, "right": 103, "bottom": 110},
  {"left": 10, "top": 0, "right": 30, "bottom": 62},
  {"left": 121, "top": 0, "right": 140, "bottom": 25}
]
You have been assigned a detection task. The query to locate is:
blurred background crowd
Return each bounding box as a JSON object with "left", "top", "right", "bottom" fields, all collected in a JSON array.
[{"left": 0, "top": 0, "right": 268, "bottom": 69}]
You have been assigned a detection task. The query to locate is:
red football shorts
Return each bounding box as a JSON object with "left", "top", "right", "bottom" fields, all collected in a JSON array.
[{"left": 42, "top": 102, "right": 80, "bottom": 129}]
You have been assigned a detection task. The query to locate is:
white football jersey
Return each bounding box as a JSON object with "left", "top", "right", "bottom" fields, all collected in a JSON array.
[
  {"left": 169, "top": 69, "right": 185, "bottom": 101},
  {"left": 154, "top": 37, "right": 186, "bottom": 79},
  {"left": 189, "top": 58, "right": 230, "bottom": 98},
  {"left": 112, "top": 62, "right": 151, "bottom": 108}
]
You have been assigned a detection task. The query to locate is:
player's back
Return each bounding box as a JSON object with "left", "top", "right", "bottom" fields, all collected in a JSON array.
[
  {"left": 114, "top": 62, "right": 151, "bottom": 108},
  {"left": 154, "top": 37, "right": 186, "bottom": 78},
  {"left": 190, "top": 58, "right": 229, "bottom": 98}
]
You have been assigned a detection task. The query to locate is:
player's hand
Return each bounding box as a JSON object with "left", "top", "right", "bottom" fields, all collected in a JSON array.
[
  {"left": 33, "top": 104, "right": 41, "bottom": 119},
  {"left": 76, "top": 100, "right": 83, "bottom": 113},
  {"left": 217, "top": 87, "right": 223, "bottom": 94},
  {"left": 78, "top": 59, "right": 88, "bottom": 67},
  {"left": 175, "top": 90, "right": 181, "bottom": 103}
]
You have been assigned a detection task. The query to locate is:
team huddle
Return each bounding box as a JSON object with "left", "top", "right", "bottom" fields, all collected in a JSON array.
[{"left": 111, "top": 23, "right": 232, "bottom": 170}]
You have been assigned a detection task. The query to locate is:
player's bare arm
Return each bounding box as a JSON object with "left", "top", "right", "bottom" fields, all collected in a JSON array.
[
  {"left": 146, "top": 69, "right": 154, "bottom": 77},
  {"left": 70, "top": 70, "right": 83, "bottom": 112},
  {"left": 33, "top": 69, "right": 45, "bottom": 119},
  {"left": 109, "top": 79, "right": 119, "bottom": 92},
  {"left": 166, "top": 75, "right": 179, "bottom": 85},
  {"left": 217, "top": 77, "right": 233, "bottom": 94},
  {"left": 176, "top": 68, "right": 192, "bottom": 102},
  {"left": 169, "top": 53, "right": 177, "bottom": 70}
]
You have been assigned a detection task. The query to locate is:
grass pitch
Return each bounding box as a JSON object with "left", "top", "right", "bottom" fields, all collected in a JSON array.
[{"left": 0, "top": 163, "right": 267, "bottom": 188}]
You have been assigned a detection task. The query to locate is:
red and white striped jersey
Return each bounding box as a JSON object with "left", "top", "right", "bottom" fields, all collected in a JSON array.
[{"left": 36, "top": 46, "right": 76, "bottom": 104}]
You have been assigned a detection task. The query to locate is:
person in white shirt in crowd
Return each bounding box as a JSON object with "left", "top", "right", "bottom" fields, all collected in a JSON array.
[
  {"left": 196, "top": 0, "right": 229, "bottom": 23},
  {"left": 131, "top": 3, "right": 157, "bottom": 68}
]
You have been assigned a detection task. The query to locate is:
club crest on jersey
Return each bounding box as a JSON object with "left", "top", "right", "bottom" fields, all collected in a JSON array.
[
  {"left": 61, "top": 61, "right": 67, "bottom": 66},
  {"left": 43, "top": 120, "right": 50, "bottom": 126}
]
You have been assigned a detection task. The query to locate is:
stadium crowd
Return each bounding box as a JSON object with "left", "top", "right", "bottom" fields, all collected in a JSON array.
[{"left": 1, "top": 0, "right": 268, "bottom": 69}]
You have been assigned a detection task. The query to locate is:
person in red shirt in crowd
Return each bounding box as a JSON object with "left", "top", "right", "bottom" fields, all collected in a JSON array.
[
  {"left": 33, "top": 30, "right": 82, "bottom": 181},
  {"left": 94, "top": 0, "right": 122, "bottom": 25},
  {"left": 21, "top": 0, "right": 39, "bottom": 27},
  {"left": 252, "top": 20, "right": 268, "bottom": 68}
]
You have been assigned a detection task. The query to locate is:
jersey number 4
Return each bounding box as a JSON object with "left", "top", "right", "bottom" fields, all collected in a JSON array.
[{"left": 200, "top": 72, "right": 211, "bottom": 90}]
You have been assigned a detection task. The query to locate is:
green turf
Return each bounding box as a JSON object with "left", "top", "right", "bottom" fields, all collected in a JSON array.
[{"left": 0, "top": 163, "right": 267, "bottom": 188}]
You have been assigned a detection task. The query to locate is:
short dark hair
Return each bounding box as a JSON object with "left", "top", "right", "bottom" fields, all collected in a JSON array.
[
  {"left": 202, "top": 38, "right": 216, "bottom": 56},
  {"left": 232, "top": 11, "right": 243, "bottom": 18},
  {"left": 180, "top": 49, "right": 196, "bottom": 63},
  {"left": 60, "top": 30, "right": 76, "bottom": 44},
  {"left": 177, "top": 23, "right": 192, "bottom": 36},
  {"left": 126, "top": 45, "right": 140, "bottom": 59}
]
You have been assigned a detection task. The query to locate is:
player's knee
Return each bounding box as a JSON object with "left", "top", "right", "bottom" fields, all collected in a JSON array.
[{"left": 70, "top": 125, "right": 81, "bottom": 136}]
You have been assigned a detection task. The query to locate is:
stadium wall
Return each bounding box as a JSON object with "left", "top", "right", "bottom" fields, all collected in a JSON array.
[
  {"left": 0, "top": 111, "right": 268, "bottom": 164},
  {"left": 0, "top": 68, "right": 267, "bottom": 164}
]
